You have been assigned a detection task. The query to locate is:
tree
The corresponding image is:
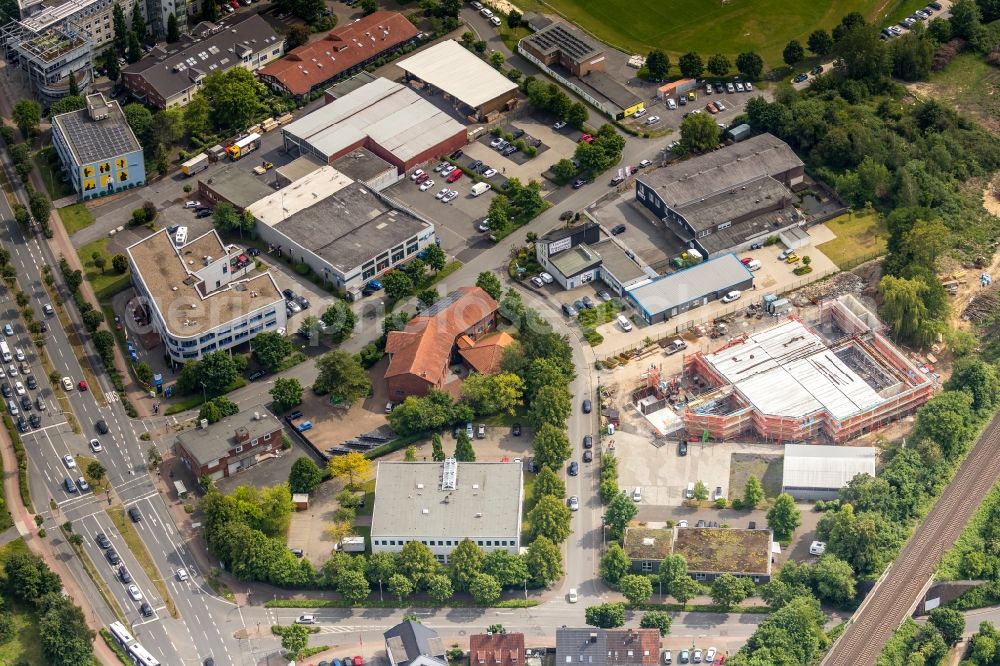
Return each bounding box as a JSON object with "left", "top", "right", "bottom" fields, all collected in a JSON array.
[
  {"left": 767, "top": 493, "right": 801, "bottom": 540},
  {"left": 619, "top": 574, "right": 653, "bottom": 604},
  {"left": 835, "top": 23, "right": 890, "bottom": 83},
  {"left": 490, "top": 51, "right": 506, "bottom": 69},
  {"left": 807, "top": 29, "right": 833, "bottom": 56},
  {"left": 184, "top": 94, "right": 210, "bottom": 137},
  {"left": 743, "top": 476, "right": 764, "bottom": 508},
  {"left": 641, "top": 610, "right": 673, "bottom": 636},
  {"left": 454, "top": 430, "right": 476, "bottom": 462},
  {"left": 288, "top": 457, "right": 323, "bottom": 494},
  {"left": 946, "top": 357, "right": 1000, "bottom": 414},
  {"left": 659, "top": 554, "right": 688, "bottom": 590},
  {"left": 126, "top": 31, "right": 142, "bottom": 63},
  {"left": 147, "top": 445, "right": 162, "bottom": 471},
  {"left": 104, "top": 48, "right": 121, "bottom": 82},
  {"left": 461, "top": 372, "right": 524, "bottom": 417},
  {"left": 338, "top": 568, "right": 371, "bottom": 604},
  {"left": 328, "top": 452, "right": 371, "bottom": 490},
  {"left": 476, "top": 271, "right": 503, "bottom": 300},
  {"left": 487, "top": 195, "right": 513, "bottom": 234},
  {"left": 86, "top": 461, "right": 105, "bottom": 485},
  {"left": 950, "top": 0, "right": 982, "bottom": 39},
  {"left": 567, "top": 102, "right": 588, "bottom": 129},
  {"left": 314, "top": 350, "right": 371, "bottom": 403},
  {"left": 927, "top": 17, "right": 953, "bottom": 42},
  {"left": 130, "top": 0, "right": 145, "bottom": 42},
  {"left": 106, "top": 254, "right": 126, "bottom": 277},
  {"left": 12, "top": 100, "right": 41, "bottom": 139},
  {"left": 533, "top": 465, "right": 566, "bottom": 500},
  {"left": 678, "top": 52, "right": 703, "bottom": 78},
  {"left": 123, "top": 103, "right": 154, "bottom": 147},
  {"left": 280, "top": 624, "right": 310, "bottom": 659},
  {"left": 29, "top": 191, "right": 51, "bottom": 227},
  {"left": 506, "top": 8, "right": 521, "bottom": 27},
  {"left": 604, "top": 492, "right": 637, "bottom": 541},
  {"left": 286, "top": 23, "right": 311, "bottom": 49},
  {"left": 319, "top": 300, "right": 357, "bottom": 342},
  {"left": 552, "top": 159, "right": 577, "bottom": 184},
  {"left": 811, "top": 554, "right": 856, "bottom": 605},
  {"left": 707, "top": 53, "right": 730, "bottom": 76},
  {"left": 177, "top": 350, "right": 245, "bottom": 397},
  {"left": 201, "top": 67, "right": 264, "bottom": 131},
  {"left": 692, "top": 480, "right": 709, "bottom": 501},
  {"left": 525, "top": 536, "right": 562, "bottom": 586},
  {"left": 271, "top": 377, "right": 303, "bottom": 413},
  {"left": 598, "top": 542, "right": 632, "bottom": 584},
  {"left": 710, "top": 573, "right": 753, "bottom": 609},
  {"left": 426, "top": 574, "right": 453, "bottom": 602},
  {"left": 113, "top": 3, "right": 127, "bottom": 54},
  {"left": 430, "top": 433, "right": 446, "bottom": 462},
  {"left": 670, "top": 575, "right": 701, "bottom": 604},
  {"left": 469, "top": 573, "right": 502, "bottom": 605},
  {"left": 646, "top": 50, "right": 670, "bottom": 80},
  {"left": 82, "top": 309, "right": 105, "bottom": 334},
  {"left": 383, "top": 270, "right": 413, "bottom": 300},
  {"left": 397, "top": 540, "right": 441, "bottom": 583},
  {"left": 252, "top": 331, "right": 293, "bottom": 372},
  {"left": 360, "top": 0, "right": 378, "bottom": 15},
  {"left": 783, "top": 40, "right": 804, "bottom": 67},
  {"left": 388, "top": 573, "right": 414, "bottom": 601},
  {"left": 91, "top": 251, "right": 107, "bottom": 274},
  {"left": 528, "top": 494, "right": 572, "bottom": 543},
  {"left": 928, "top": 607, "right": 965, "bottom": 646},
  {"left": 879, "top": 275, "right": 937, "bottom": 347},
  {"left": 890, "top": 30, "right": 935, "bottom": 81},
  {"left": 51, "top": 95, "right": 86, "bottom": 116},
  {"left": 165, "top": 11, "right": 180, "bottom": 42},
  {"left": 736, "top": 51, "right": 764, "bottom": 80},
  {"left": 528, "top": 385, "right": 572, "bottom": 429},
  {"left": 585, "top": 603, "right": 625, "bottom": 628},
  {"left": 680, "top": 112, "right": 721, "bottom": 153},
  {"left": 532, "top": 423, "right": 572, "bottom": 470},
  {"left": 913, "top": 390, "right": 974, "bottom": 459},
  {"left": 450, "top": 539, "right": 485, "bottom": 590}
]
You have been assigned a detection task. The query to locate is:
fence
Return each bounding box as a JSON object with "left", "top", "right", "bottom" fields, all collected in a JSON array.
[
  {"left": 599, "top": 267, "right": 837, "bottom": 362},
  {"left": 837, "top": 250, "right": 883, "bottom": 272}
]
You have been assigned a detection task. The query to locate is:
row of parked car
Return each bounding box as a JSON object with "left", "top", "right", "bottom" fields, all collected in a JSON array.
[
  {"left": 881, "top": 2, "right": 942, "bottom": 39},
  {"left": 663, "top": 645, "right": 724, "bottom": 664}
]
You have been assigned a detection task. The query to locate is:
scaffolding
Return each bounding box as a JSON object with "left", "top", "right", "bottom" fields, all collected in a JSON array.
[
  {"left": 682, "top": 296, "right": 935, "bottom": 444},
  {"left": 0, "top": 18, "right": 92, "bottom": 102}
]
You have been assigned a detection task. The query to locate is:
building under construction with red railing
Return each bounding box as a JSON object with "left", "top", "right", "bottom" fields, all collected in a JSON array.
[{"left": 681, "top": 296, "right": 935, "bottom": 443}]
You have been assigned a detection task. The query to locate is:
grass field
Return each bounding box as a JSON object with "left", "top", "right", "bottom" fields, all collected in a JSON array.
[
  {"left": 57, "top": 204, "right": 95, "bottom": 236},
  {"left": 33, "top": 148, "right": 74, "bottom": 201},
  {"left": 78, "top": 238, "right": 131, "bottom": 301},
  {"left": 515, "top": 0, "right": 920, "bottom": 64},
  {"left": 918, "top": 52, "right": 1000, "bottom": 136},
  {"left": 816, "top": 210, "right": 887, "bottom": 269}
]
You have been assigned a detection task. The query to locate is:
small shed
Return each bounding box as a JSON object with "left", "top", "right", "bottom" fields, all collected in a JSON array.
[
  {"left": 293, "top": 493, "right": 309, "bottom": 510},
  {"left": 779, "top": 226, "right": 811, "bottom": 251},
  {"left": 727, "top": 123, "right": 751, "bottom": 142},
  {"left": 656, "top": 78, "right": 696, "bottom": 99},
  {"left": 173, "top": 480, "right": 189, "bottom": 499}
]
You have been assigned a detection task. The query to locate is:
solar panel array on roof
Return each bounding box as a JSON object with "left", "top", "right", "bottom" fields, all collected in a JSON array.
[
  {"left": 531, "top": 24, "right": 594, "bottom": 60},
  {"left": 55, "top": 107, "right": 141, "bottom": 164}
]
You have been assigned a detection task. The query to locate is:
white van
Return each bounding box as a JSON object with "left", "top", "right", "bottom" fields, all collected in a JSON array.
[
  {"left": 470, "top": 182, "right": 492, "bottom": 197},
  {"left": 745, "top": 259, "right": 761, "bottom": 271},
  {"left": 685, "top": 482, "right": 695, "bottom": 499},
  {"left": 616, "top": 315, "right": 632, "bottom": 332},
  {"left": 666, "top": 98, "right": 677, "bottom": 110},
  {"left": 174, "top": 226, "right": 188, "bottom": 246}
]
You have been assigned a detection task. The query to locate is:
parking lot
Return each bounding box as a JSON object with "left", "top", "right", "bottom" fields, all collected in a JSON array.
[
  {"left": 589, "top": 197, "right": 686, "bottom": 273},
  {"left": 620, "top": 81, "right": 771, "bottom": 136}
]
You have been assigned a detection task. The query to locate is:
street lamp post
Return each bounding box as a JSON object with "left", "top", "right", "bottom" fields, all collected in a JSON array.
[
  {"left": 523, "top": 577, "right": 527, "bottom": 600},
  {"left": 379, "top": 578, "right": 383, "bottom": 602},
  {"left": 201, "top": 381, "right": 207, "bottom": 404}
]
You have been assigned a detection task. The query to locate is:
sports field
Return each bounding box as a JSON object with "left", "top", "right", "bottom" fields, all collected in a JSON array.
[{"left": 516, "top": 0, "right": 916, "bottom": 64}]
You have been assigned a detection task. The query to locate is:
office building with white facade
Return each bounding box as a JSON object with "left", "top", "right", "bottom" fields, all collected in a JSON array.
[
  {"left": 370, "top": 459, "right": 523, "bottom": 563},
  {"left": 126, "top": 228, "right": 286, "bottom": 364}
]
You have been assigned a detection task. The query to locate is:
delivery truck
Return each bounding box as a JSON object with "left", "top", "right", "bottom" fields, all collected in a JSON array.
[
  {"left": 226, "top": 133, "right": 261, "bottom": 160},
  {"left": 180, "top": 153, "right": 209, "bottom": 176}
]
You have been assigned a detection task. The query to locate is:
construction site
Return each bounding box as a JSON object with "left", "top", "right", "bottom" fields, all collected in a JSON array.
[{"left": 604, "top": 295, "right": 935, "bottom": 445}]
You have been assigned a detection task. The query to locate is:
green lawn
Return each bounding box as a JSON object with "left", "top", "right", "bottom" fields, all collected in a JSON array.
[
  {"left": 816, "top": 210, "right": 887, "bottom": 269},
  {"left": 57, "top": 204, "right": 95, "bottom": 235},
  {"left": 78, "top": 238, "right": 131, "bottom": 301},
  {"left": 516, "top": 0, "right": 911, "bottom": 64},
  {"left": 925, "top": 52, "right": 1000, "bottom": 134},
  {"left": 33, "top": 148, "right": 74, "bottom": 200}
]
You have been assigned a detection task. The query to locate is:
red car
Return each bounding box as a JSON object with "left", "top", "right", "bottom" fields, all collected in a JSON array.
[
  {"left": 78, "top": 380, "right": 88, "bottom": 391},
  {"left": 229, "top": 0, "right": 238, "bottom": 7},
  {"left": 713, "top": 656, "right": 726, "bottom": 665},
  {"left": 415, "top": 172, "right": 429, "bottom": 184},
  {"left": 353, "top": 657, "right": 363, "bottom": 666},
  {"left": 741, "top": 257, "right": 753, "bottom": 266},
  {"left": 446, "top": 168, "right": 463, "bottom": 183},
  {"left": 579, "top": 133, "right": 593, "bottom": 143}
]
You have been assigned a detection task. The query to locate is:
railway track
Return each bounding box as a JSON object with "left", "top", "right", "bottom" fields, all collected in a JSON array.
[{"left": 824, "top": 411, "right": 1000, "bottom": 665}]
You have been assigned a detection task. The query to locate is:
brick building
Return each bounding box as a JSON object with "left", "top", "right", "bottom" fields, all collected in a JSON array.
[
  {"left": 469, "top": 632, "right": 525, "bottom": 666},
  {"left": 174, "top": 407, "right": 283, "bottom": 480}
]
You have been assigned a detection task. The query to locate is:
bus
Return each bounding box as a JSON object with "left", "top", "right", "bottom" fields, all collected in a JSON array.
[
  {"left": 107, "top": 621, "right": 135, "bottom": 648},
  {"left": 127, "top": 642, "right": 161, "bottom": 666}
]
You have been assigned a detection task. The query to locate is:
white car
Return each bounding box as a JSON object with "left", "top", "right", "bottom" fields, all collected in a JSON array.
[
  {"left": 568, "top": 588, "right": 578, "bottom": 603},
  {"left": 633, "top": 108, "right": 647, "bottom": 118},
  {"left": 89, "top": 439, "right": 102, "bottom": 452},
  {"left": 14, "top": 381, "right": 24, "bottom": 396},
  {"left": 553, "top": 120, "right": 567, "bottom": 129},
  {"left": 183, "top": 201, "right": 201, "bottom": 209},
  {"left": 490, "top": 137, "right": 505, "bottom": 148},
  {"left": 409, "top": 169, "right": 426, "bottom": 181},
  {"left": 489, "top": 15, "right": 501, "bottom": 26},
  {"left": 14, "top": 348, "right": 24, "bottom": 362},
  {"left": 61, "top": 376, "right": 73, "bottom": 391},
  {"left": 677, "top": 519, "right": 688, "bottom": 528},
  {"left": 665, "top": 98, "right": 677, "bottom": 110},
  {"left": 632, "top": 487, "right": 642, "bottom": 502},
  {"left": 705, "top": 648, "right": 717, "bottom": 662},
  {"left": 721, "top": 290, "right": 742, "bottom": 303},
  {"left": 7, "top": 364, "right": 16, "bottom": 377},
  {"left": 638, "top": 159, "right": 652, "bottom": 168},
  {"left": 735, "top": 82, "right": 745, "bottom": 92},
  {"left": 539, "top": 272, "right": 554, "bottom": 284},
  {"left": 436, "top": 188, "right": 451, "bottom": 200},
  {"left": 176, "top": 569, "right": 189, "bottom": 581},
  {"left": 479, "top": 7, "right": 492, "bottom": 17},
  {"left": 296, "top": 614, "right": 316, "bottom": 625},
  {"left": 568, "top": 496, "right": 579, "bottom": 511},
  {"left": 646, "top": 115, "right": 661, "bottom": 125},
  {"left": 63, "top": 454, "right": 76, "bottom": 469},
  {"left": 715, "top": 101, "right": 726, "bottom": 111},
  {"left": 478, "top": 219, "right": 491, "bottom": 232},
  {"left": 433, "top": 162, "right": 449, "bottom": 172},
  {"left": 482, "top": 168, "right": 497, "bottom": 178},
  {"left": 809, "top": 541, "right": 827, "bottom": 556},
  {"left": 419, "top": 179, "right": 435, "bottom": 191},
  {"left": 530, "top": 276, "right": 544, "bottom": 288},
  {"left": 128, "top": 584, "right": 143, "bottom": 601},
  {"left": 441, "top": 191, "right": 458, "bottom": 203},
  {"left": 692, "top": 649, "right": 702, "bottom": 663},
  {"left": 286, "top": 300, "right": 301, "bottom": 314},
  {"left": 440, "top": 164, "right": 456, "bottom": 176},
  {"left": 745, "top": 82, "right": 754, "bottom": 91}
]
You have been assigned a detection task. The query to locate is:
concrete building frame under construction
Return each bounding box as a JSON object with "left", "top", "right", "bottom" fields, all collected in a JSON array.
[
  {"left": 1, "top": 19, "right": 92, "bottom": 102},
  {"left": 681, "top": 296, "right": 934, "bottom": 443}
]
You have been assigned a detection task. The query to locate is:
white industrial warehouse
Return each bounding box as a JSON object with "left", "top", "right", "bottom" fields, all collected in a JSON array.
[{"left": 781, "top": 444, "right": 877, "bottom": 500}]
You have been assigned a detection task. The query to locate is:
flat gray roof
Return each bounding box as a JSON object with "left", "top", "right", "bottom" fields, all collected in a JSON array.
[
  {"left": 697, "top": 206, "right": 800, "bottom": 256},
  {"left": 637, "top": 133, "right": 803, "bottom": 207},
  {"left": 200, "top": 164, "right": 276, "bottom": 208},
  {"left": 677, "top": 175, "right": 789, "bottom": 232},
  {"left": 628, "top": 254, "right": 752, "bottom": 316},
  {"left": 575, "top": 70, "right": 641, "bottom": 112},
  {"left": 550, "top": 244, "right": 602, "bottom": 277},
  {"left": 52, "top": 94, "right": 142, "bottom": 165},
  {"left": 332, "top": 147, "right": 396, "bottom": 183},
  {"left": 782, "top": 444, "right": 877, "bottom": 490},
  {"left": 273, "top": 184, "right": 431, "bottom": 273},
  {"left": 370, "top": 461, "right": 522, "bottom": 539},
  {"left": 175, "top": 406, "right": 282, "bottom": 465},
  {"left": 397, "top": 39, "right": 517, "bottom": 109},
  {"left": 592, "top": 238, "right": 647, "bottom": 283}
]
